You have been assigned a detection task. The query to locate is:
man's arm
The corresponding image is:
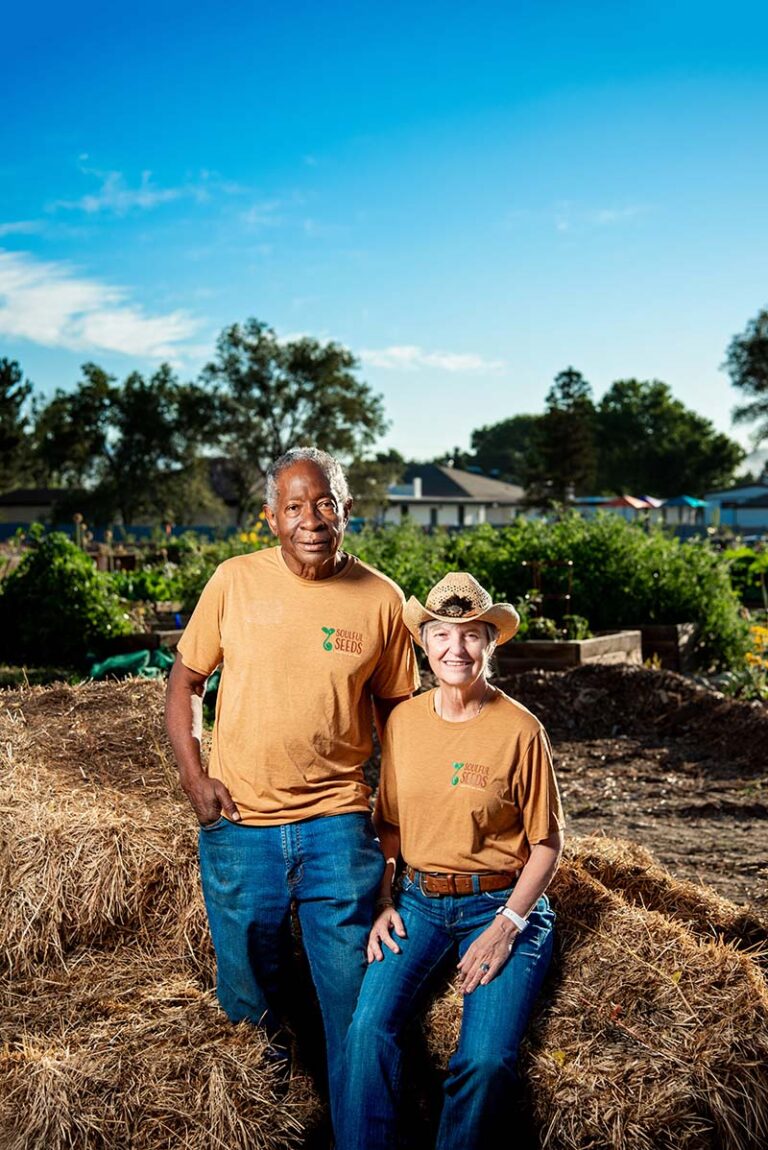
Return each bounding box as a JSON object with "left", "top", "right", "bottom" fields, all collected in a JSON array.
[
  {"left": 372, "top": 693, "right": 411, "bottom": 742},
  {"left": 165, "top": 653, "right": 240, "bottom": 824}
]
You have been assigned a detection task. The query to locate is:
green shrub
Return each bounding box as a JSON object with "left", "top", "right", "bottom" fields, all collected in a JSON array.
[
  {"left": 0, "top": 532, "right": 132, "bottom": 668},
  {"left": 723, "top": 546, "right": 768, "bottom": 609},
  {"left": 349, "top": 516, "right": 749, "bottom": 672}
]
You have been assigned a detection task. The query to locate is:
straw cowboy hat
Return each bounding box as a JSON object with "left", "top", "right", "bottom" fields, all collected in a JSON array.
[{"left": 403, "top": 572, "right": 520, "bottom": 648}]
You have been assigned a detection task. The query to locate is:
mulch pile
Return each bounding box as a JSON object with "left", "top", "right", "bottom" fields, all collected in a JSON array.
[
  {"left": 500, "top": 663, "right": 768, "bottom": 775},
  {"left": 1, "top": 676, "right": 767, "bottom": 1149}
]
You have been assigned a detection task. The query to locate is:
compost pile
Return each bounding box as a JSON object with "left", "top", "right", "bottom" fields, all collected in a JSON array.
[{"left": 1, "top": 675, "right": 767, "bottom": 1150}]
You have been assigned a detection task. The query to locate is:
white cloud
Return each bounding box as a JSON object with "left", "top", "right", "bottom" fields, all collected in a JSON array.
[
  {"left": 0, "top": 249, "right": 201, "bottom": 358},
  {"left": 51, "top": 169, "right": 216, "bottom": 215},
  {"left": 359, "top": 345, "right": 504, "bottom": 373},
  {"left": 0, "top": 220, "right": 43, "bottom": 237},
  {"left": 241, "top": 200, "right": 284, "bottom": 228},
  {"left": 553, "top": 201, "right": 650, "bottom": 233}
]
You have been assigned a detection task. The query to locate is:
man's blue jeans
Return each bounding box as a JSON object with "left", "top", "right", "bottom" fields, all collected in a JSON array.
[
  {"left": 337, "top": 872, "right": 555, "bottom": 1150},
  {"left": 197, "top": 811, "right": 384, "bottom": 1129}
]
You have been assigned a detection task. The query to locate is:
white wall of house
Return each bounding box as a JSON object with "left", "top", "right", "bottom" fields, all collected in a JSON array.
[{"left": 383, "top": 501, "right": 520, "bottom": 527}]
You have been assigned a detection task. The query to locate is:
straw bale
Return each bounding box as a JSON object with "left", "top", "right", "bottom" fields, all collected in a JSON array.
[
  {"left": 0, "top": 947, "right": 321, "bottom": 1150},
  {"left": 0, "top": 678, "right": 188, "bottom": 799},
  {"left": 0, "top": 790, "right": 211, "bottom": 978},
  {"left": 426, "top": 861, "right": 768, "bottom": 1149},
  {"left": 569, "top": 833, "right": 768, "bottom": 966}
]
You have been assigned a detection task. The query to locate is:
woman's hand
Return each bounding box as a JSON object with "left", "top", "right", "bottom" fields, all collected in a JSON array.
[
  {"left": 367, "top": 905, "right": 407, "bottom": 963},
  {"left": 457, "top": 918, "right": 516, "bottom": 994}
]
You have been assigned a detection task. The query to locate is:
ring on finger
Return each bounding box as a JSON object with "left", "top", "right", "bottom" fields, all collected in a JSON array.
[{"left": 480, "top": 962, "right": 490, "bottom": 973}]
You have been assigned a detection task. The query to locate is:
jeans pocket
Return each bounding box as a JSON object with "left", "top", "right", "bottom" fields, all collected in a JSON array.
[
  {"left": 198, "top": 814, "right": 227, "bottom": 831},
  {"left": 481, "top": 885, "right": 517, "bottom": 906}
]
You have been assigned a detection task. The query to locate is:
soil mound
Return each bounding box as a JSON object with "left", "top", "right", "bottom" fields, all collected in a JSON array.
[{"left": 501, "top": 663, "right": 768, "bottom": 774}]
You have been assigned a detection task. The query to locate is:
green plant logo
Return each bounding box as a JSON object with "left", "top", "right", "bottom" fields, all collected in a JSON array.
[
  {"left": 451, "top": 762, "right": 464, "bottom": 787},
  {"left": 321, "top": 627, "right": 336, "bottom": 651}
]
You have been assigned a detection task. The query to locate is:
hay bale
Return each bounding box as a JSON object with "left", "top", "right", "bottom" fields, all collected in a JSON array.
[
  {"left": 0, "top": 947, "right": 322, "bottom": 1150},
  {"left": 0, "top": 789, "right": 211, "bottom": 978},
  {"left": 0, "top": 679, "right": 185, "bottom": 798},
  {"left": 569, "top": 834, "right": 768, "bottom": 965},
  {"left": 422, "top": 861, "right": 768, "bottom": 1150},
  {"left": 420, "top": 864, "right": 768, "bottom": 1145}
]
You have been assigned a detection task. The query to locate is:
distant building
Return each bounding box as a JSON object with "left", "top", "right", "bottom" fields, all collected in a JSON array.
[
  {"left": 384, "top": 464, "right": 525, "bottom": 528},
  {"left": 0, "top": 487, "right": 66, "bottom": 526},
  {"left": 704, "top": 477, "right": 768, "bottom": 532}
]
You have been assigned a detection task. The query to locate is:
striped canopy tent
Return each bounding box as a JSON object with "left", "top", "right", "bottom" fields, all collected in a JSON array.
[
  {"left": 662, "top": 495, "right": 709, "bottom": 508},
  {"left": 662, "top": 494, "right": 709, "bottom": 526},
  {"left": 603, "top": 495, "right": 655, "bottom": 509}
]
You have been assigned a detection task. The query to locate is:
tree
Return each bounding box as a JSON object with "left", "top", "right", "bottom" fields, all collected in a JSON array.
[
  {"left": 202, "top": 320, "right": 388, "bottom": 523},
  {"left": 527, "top": 368, "right": 597, "bottom": 505},
  {"left": 33, "top": 363, "right": 219, "bottom": 524},
  {"left": 33, "top": 363, "right": 115, "bottom": 486},
  {"left": 469, "top": 414, "right": 542, "bottom": 484},
  {"left": 596, "top": 379, "right": 744, "bottom": 496},
  {"left": 724, "top": 308, "right": 768, "bottom": 444},
  {"left": 346, "top": 449, "right": 406, "bottom": 518},
  {"left": 0, "top": 358, "right": 34, "bottom": 493}
]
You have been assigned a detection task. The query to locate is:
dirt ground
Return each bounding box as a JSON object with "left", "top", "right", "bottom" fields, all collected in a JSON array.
[{"left": 495, "top": 664, "right": 768, "bottom": 915}]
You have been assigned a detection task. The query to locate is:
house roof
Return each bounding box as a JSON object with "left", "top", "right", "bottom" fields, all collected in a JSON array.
[
  {"left": 0, "top": 487, "right": 69, "bottom": 506},
  {"left": 395, "top": 464, "right": 524, "bottom": 503},
  {"left": 705, "top": 481, "right": 768, "bottom": 498}
]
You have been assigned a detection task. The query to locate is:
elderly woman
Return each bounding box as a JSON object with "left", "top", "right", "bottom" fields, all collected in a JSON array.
[{"left": 336, "top": 572, "right": 565, "bottom": 1150}]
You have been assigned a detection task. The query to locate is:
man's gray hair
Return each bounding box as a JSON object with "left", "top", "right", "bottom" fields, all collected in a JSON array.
[{"left": 265, "top": 447, "right": 351, "bottom": 511}]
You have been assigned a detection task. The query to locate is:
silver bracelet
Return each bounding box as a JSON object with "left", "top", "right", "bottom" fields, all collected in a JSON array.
[{"left": 495, "top": 906, "right": 528, "bottom": 932}]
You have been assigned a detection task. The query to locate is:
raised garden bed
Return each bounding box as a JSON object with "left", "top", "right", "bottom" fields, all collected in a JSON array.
[
  {"left": 496, "top": 629, "right": 642, "bottom": 673},
  {"left": 637, "top": 623, "right": 698, "bottom": 671}
]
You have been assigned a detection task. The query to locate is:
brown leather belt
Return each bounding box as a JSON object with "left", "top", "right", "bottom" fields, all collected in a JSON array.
[{"left": 404, "top": 864, "right": 518, "bottom": 897}]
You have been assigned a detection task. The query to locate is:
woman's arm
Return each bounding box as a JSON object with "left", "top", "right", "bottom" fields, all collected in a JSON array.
[{"left": 457, "top": 828, "right": 564, "bottom": 994}]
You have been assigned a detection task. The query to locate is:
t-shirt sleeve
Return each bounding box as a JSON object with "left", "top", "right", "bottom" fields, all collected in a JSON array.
[
  {"left": 513, "top": 727, "right": 565, "bottom": 845},
  {"left": 176, "top": 565, "right": 226, "bottom": 676},
  {"left": 374, "top": 720, "right": 400, "bottom": 827},
  {"left": 369, "top": 599, "right": 420, "bottom": 699}
]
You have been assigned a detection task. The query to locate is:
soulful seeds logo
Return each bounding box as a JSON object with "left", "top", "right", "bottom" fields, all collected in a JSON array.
[{"left": 321, "top": 626, "right": 364, "bottom": 655}]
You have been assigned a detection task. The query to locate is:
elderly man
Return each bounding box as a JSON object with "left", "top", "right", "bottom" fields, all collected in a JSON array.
[{"left": 165, "top": 446, "right": 417, "bottom": 1126}]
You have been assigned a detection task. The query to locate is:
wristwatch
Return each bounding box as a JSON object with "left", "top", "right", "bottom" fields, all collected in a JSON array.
[{"left": 495, "top": 906, "right": 528, "bottom": 932}]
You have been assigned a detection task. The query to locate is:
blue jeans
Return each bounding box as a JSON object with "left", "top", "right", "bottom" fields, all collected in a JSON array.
[
  {"left": 337, "top": 873, "right": 555, "bottom": 1150},
  {"left": 197, "top": 811, "right": 384, "bottom": 1130}
]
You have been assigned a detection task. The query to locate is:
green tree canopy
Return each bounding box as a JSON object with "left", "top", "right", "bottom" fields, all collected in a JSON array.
[
  {"left": 724, "top": 308, "right": 768, "bottom": 444},
  {"left": 527, "top": 367, "right": 597, "bottom": 504},
  {"left": 33, "top": 363, "right": 219, "bottom": 525},
  {"left": 202, "top": 319, "right": 388, "bottom": 523},
  {"left": 469, "top": 414, "right": 542, "bottom": 485},
  {"left": 596, "top": 379, "right": 744, "bottom": 496},
  {"left": 0, "top": 358, "right": 34, "bottom": 493}
]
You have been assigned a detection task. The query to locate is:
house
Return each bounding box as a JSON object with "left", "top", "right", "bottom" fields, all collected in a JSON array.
[
  {"left": 704, "top": 476, "right": 768, "bottom": 532},
  {"left": 384, "top": 464, "right": 525, "bottom": 528},
  {"left": 0, "top": 488, "right": 72, "bottom": 537}
]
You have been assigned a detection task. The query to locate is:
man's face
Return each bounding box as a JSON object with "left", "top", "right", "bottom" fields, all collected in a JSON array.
[{"left": 264, "top": 460, "right": 351, "bottom": 579}]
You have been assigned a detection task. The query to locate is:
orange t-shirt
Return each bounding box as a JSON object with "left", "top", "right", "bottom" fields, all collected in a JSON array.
[
  {"left": 377, "top": 688, "right": 564, "bottom": 873},
  {"left": 177, "top": 547, "right": 419, "bottom": 825}
]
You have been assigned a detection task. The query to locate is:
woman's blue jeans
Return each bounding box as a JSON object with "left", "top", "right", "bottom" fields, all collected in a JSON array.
[
  {"left": 337, "top": 873, "right": 555, "bottom": 1150},
  {"left": 197, "top": 811, "right": 384, "bottom": 1131}
]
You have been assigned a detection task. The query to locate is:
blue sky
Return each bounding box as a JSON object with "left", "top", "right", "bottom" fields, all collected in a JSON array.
[{"left": 3, "top": 0, "right": 768, "bottom": 467}]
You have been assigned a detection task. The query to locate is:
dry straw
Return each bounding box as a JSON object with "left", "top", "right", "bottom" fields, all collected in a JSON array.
[
  {"left": 3, "top": 679, "right": 768, "bottom": 1149},
  {"left": 424, "top": 862, "right": 768, "bottom": 1150},
  {"left": 0, "top": 947, "right": 320, "bottom": 1150},
  {"left": 568, "top": 833, "right": 768, "bottom": 965}
]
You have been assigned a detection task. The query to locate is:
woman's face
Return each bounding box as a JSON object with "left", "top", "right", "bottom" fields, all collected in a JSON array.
[{"left": 423, "top": 621, "right": 492, "bottom": 689}]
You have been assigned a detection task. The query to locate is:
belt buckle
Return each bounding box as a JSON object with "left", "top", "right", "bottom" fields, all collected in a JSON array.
[{"left": 418, "top": 872, "right": 440, "bottom": 898}]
